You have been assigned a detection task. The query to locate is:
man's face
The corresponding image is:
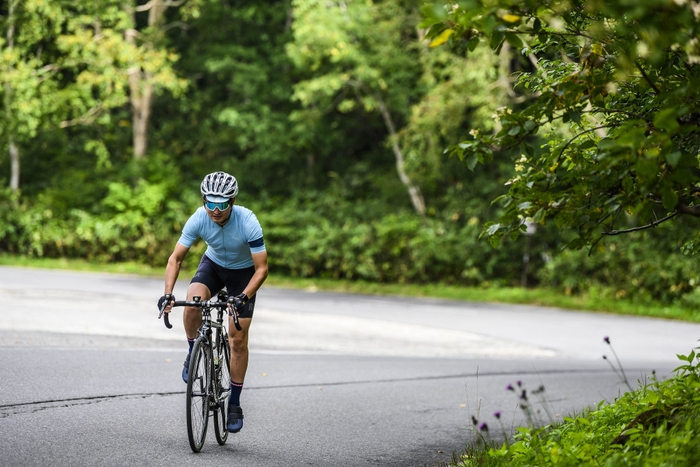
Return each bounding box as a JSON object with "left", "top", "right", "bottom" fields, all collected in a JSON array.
[{"left": 203, "top": 197, "right": 234, "bottom": 225}]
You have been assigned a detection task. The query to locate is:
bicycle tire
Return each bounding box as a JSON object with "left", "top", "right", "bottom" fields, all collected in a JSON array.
[
  {"left": 186, "top": 337, "right": 211, "bottom": 452},
  {"left": 213, "top": 332, "right": 232, "bottom": 445}
]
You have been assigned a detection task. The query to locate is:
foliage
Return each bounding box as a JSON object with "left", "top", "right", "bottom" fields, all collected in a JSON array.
[
  {"left": 0, "top": 0, "right": 187, "bottom": 183},
  {"left": 538, "top": 219, "right": 700, "bottom": 303},
  {"left": 262, "top": 192, "right": 531, "bottom": 284},
  {"left": 0, "top": 158, "right": 200, "bottom": 267},
  {"left": 425, "top": 0, "right": 700, "bottom": 250},
  {"left": 455, "top": 347, "right": 700, "bottom": 467}
]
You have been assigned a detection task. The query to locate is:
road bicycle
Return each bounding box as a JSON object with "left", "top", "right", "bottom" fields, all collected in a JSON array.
[{"left": 158, "top": 290, "right": 242, "bottom": 452}]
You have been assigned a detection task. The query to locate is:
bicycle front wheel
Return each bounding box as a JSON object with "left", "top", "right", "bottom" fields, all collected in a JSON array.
[
  {"left": 186, "top": 338, "right": 211, "bottom": 452},
  {"left": 213, "top": 333, "right": 232, "bottom": 445}
]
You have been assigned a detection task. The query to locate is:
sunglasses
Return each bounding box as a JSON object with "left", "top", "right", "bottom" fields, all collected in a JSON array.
[{"left": 204, "top": 199, "right": 231, "bottom": 211}]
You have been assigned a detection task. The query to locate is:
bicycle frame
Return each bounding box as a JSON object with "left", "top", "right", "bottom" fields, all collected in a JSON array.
[
  {"left": 174, "top": 296, "right": 232, "bottom": 405},
  {"left": 158, "top": 292, "right": 236, "bottom": 451}
]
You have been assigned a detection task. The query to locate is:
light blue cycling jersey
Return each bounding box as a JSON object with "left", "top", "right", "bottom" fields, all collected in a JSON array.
[{"left": 177, "top": 206, "right": 265, "bottom": 269}]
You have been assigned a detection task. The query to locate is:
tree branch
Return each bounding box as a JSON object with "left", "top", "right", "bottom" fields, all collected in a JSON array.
[
  {"left": 677, "top": 204, "right": 700, "bottom": 216},
  {"left": 635, "top": 61, "right": 661, "bottom": 95},
  {"left": 602, "top": 211, "right": 677, "bottom": 235},
  {"left": 584, "top": 108, "right": 650, "bottom": 121},
  {"left": 161, "top": 21, "right": 189, "bottom": 32},
  {"left": 60, "top": 105, "right": 103, "bottom": 128},
  {"left": 555, "top": 123, "right": 620, "bottom": 165}
]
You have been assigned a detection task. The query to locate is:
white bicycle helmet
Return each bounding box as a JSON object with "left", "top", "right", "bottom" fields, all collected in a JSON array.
[{"left": 200, "top": 171, "right": 238, "bottom": 201}]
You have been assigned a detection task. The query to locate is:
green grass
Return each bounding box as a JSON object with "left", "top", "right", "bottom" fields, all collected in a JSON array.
[{"left": 1, "top": 253, "right": 698, "bottom": 323}]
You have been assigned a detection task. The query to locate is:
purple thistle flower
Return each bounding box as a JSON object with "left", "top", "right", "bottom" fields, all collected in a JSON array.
[
  {"left": 506, "top": 384, "right": 515, "bottom": 391},
  {"left": 471, "top": 415, "right": 478, "bottom": 426},
  {"left": 517, "top": 380, "right": 522, "bottom": 387},
  {"left": 604, "top": 336, "right": 610, "bottom": 344},
  {"left": 493, "top": 411, "right": 501, "bottom": 419},
  {"left": 520, "top": 389, "right": 528, "bottom": 400},
  {"left": 479, "top": 422, "right": 489, "bottom": 432}
]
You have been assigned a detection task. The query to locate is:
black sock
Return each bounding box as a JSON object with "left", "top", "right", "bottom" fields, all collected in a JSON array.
[
  {"left": 187, "top": 337, "right": 195, "bottom": 353},
  {"left": 229, "top": 381, "right": 243, "bottom": 406}
]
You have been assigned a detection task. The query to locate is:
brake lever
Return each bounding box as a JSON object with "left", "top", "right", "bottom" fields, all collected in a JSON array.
[
  {"left": 229, "top": 304, "right": 242, "bottom": 331},
  {"left": 158, "top": 303, "right": 173, "bottom": 329}
]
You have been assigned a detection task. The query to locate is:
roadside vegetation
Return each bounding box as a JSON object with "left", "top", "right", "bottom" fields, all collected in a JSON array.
[{"left": 451, "top": 346, "right": 700, "bottom": 467}]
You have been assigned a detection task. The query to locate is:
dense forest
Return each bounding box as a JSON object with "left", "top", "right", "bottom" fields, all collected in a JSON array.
[{"left": 1, "top": 0, "right": 700, "bottom": 307}]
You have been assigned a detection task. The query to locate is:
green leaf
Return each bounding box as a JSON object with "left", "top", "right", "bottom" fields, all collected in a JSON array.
[
  {"left": 635, "top": 159, "right": 658, "bottom": 181},
  {"left": 418, "top": 17, "right": 443, "bottom": 29},
  {"left": 489, "top": 30, "right": 505, "bottom": 49},
  {"left": 420, "top": 4, "right": 448, "bottom": 22},
  {"left": 579, "top": 139, "right": 596, "bottom": 150},
  {"left": 467, "top": 36, "right": 480, "bottom": 51},
  {"left": 653, "top": 107, "right": 680, "bottom": 133},
  {"left": 532, "top": 208, "right": 545, "bottom": 223},
  {"left": 457, "top": 0, "right": 480, "bottom": 9},
  {"left": 482, "top": 15, "right": 496, "bottom": 34},
  {"left": 504, "top": 32, "right": 523, "bottom": 49},
  {"left": 485, "top": 223, "right": 501, "bottom": 236},
  {"left": 466, "top": 153, "right": 479, "bottom": 170},
  {"left": 665, "top": 151, "right": 681, "bottom": 167},
  {"left": 661, "top": 186, "right": 678, "bottom": 210},
  {"left": 533, "top": 18, "right": 542, "bottom": 33}
]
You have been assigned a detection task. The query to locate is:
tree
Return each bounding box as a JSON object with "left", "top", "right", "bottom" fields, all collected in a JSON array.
[
  {"left": 125, "top": 0, "right": 189, "bottom": 159},
  {"left": 158, "top": 0, "right": 299, "bottom": 193},
  {"left": 288, "top": 0, "right": 428, "bottom": 215},
  {"left": 424, "top": 0, "right": 700, "bottom": 250},
  {"left": 0, "top": 0, "right": 186, "bottom": 191},
  {"left": 1, "top": 0, "right": 64, "bottom": 191}
]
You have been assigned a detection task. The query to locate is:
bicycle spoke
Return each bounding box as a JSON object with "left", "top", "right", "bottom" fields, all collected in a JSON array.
[{"left": 186, "top": 339, "right": 210, "bottom": 452}]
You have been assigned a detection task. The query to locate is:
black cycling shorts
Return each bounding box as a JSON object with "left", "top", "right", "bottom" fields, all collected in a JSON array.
[{"left": 190, "top": 254, "right": 256, "bottom": 319}]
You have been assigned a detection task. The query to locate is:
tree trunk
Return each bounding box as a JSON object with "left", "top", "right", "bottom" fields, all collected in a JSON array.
[
  {"left": 126, "top": 0, "right": 167, "bottom": 159},
  {"left": 375, "top": 94, "right": 426, "bottom": 216},
  {"left": 4, "top": 0, "right": 19, "bottom": 190},
  {"left": 9, "top": 141, "right": 19, "bottom": 190},
  {"left": 130, "top": 74, "right": 153, "bottom": 159}
]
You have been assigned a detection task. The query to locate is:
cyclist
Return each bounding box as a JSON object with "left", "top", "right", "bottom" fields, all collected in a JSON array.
[{"left": 157, "top": 171, "right": 268, "bottom": 434}]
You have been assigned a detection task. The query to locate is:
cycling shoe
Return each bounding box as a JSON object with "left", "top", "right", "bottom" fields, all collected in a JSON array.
[
  {"left": 227, "top": 405, "right": 244, "bottom": 433},
  {"left": 182, "top": 353, "right": 191, "bottom": 384}
]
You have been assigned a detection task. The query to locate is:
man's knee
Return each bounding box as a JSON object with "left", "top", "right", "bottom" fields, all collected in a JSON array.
[
  {"left": 187, "top": 282, "right": 211, "bottom": 300},
  {"left": 230, "top": 333, "right": 249, "bottom": 353}
]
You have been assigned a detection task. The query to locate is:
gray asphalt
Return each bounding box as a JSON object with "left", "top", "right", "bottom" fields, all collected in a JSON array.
[{"left": 1, "top": 266, "right": 698, "bottom": 466}]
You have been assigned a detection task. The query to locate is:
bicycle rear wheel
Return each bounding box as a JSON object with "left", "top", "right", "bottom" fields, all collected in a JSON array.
[
  {"left": 213, "top": 332, "right": 232, "bottom": 445},
  {"left": 186, "top": 338, "right": 211, "bottom": 452}
]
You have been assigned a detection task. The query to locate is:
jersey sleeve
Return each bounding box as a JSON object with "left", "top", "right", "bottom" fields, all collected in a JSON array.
[
  {"left": 177, "top": 210, "right": 202, "bottom": 248},
  {"left": 244, "top": 211, "right": 266, "bottom": 254}
]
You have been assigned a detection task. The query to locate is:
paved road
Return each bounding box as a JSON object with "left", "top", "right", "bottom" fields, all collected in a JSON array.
[{"left": 1, "top": 266, "right": 699, "bottom": 466}]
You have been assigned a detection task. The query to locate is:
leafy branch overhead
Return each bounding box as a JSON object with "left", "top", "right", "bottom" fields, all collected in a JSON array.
[{"left": 423, "top": 0, "right": 700, "bottom": 250}]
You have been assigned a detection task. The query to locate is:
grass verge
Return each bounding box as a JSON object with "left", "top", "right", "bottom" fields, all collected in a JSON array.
[
  {"left": 1, "top": 254, "right": 698, "bottom": 322},
  {"left": 453, "top": 349, "right": 700, "bottom": 467}
]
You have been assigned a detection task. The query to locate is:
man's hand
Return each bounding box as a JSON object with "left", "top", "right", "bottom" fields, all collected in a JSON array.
[
  {"left": 227, "top": 293, "right": 249, "bottom": 316},
  {"left": 158, "top": 294, "right": 175, "bottom": 314}
]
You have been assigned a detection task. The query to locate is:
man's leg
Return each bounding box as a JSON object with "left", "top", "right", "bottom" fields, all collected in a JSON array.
[
  {"left": 181, "top": 282, "right": 211, "bottom": 383},
  {"left": 226, "top": 316, "right": 252, "bottom": 433},
  {"left": 183, "top": 282, "right": 211, "bottom": 338}
]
